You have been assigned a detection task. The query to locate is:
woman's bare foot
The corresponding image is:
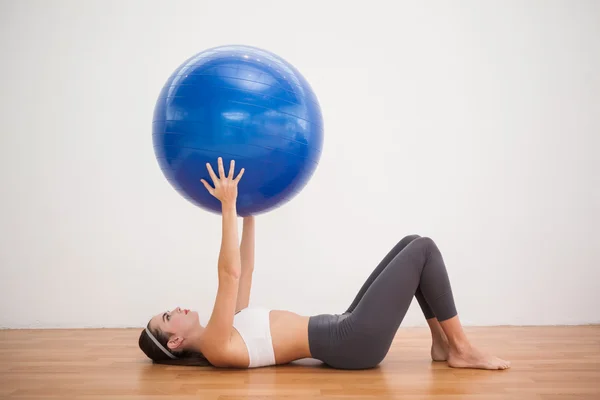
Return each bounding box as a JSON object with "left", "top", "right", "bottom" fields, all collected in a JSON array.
[
  {"left": 448, "top": 343, "right": 511, "bottom": 370},
  {"left": 431, "top": 338, "right": 449, "bottom": 361}
]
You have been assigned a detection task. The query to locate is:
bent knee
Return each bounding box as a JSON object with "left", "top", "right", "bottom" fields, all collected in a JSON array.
[
  {"left": 413, "top": 236, "right": 439, "bottom": 253},
  {"left": 415, "top": 236, "right": 434, "bottom": 245},
  {"left": 399, "top": 234, "right": 421, "bottom": 246}
]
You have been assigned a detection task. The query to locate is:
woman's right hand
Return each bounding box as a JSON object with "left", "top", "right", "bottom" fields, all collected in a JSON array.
[{"left": 200, "top": 157, "right": 245, "bottom": 208}]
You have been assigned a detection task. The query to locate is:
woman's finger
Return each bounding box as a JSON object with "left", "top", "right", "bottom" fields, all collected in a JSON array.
[
  {"left": 228, "top": 160, "right": 235, "bottom": 179},
  {"left": 206, "top": 163, "right": 219, "bottom": 185},
  {"left": 234, "top": 168, "right": 245, "bottom": 183},
  {"left": 218, "top": 157, "right": 225, "bottom": 179},
  {"left": 200, "top": 179, "right": 215, "bottom": 196}
]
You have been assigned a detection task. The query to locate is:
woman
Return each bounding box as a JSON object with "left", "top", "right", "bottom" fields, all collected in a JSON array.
[{"left": 139, "top": 157, "right": 510, "bottom": 370}]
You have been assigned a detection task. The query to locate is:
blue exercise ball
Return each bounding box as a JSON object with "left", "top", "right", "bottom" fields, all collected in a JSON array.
[{"left": 152, "top": 45, "right": 324, "bottom": 216}]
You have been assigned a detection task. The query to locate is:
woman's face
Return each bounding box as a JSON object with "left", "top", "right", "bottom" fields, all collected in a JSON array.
[{"left": 150, "top": 306, "right": 200, "bottom": 340}]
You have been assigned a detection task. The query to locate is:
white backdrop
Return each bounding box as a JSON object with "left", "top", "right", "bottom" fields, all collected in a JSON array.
[{"left": 1, "top": 0, "right": 598, "bottom": 329}]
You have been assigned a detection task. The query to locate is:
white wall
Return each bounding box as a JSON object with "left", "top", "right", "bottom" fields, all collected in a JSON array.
[{"left": 1, "top": 0, "right": 598, "bottom": 329}]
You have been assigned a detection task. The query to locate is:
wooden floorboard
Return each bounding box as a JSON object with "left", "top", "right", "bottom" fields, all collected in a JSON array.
[{"left": 1, "top": 326, "right": 599, "bottom": 399}]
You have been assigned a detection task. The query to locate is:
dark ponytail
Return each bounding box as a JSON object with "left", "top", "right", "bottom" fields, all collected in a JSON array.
[{"left": 138, "top": 323, "right": 212, "bottom": 367}]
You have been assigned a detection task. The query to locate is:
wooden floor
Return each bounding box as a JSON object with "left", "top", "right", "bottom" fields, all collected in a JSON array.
[{"left": 1, "top": 326, "right": 599, "bottom": 399}]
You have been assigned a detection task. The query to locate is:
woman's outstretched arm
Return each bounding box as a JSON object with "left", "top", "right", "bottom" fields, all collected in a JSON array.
[
  {"left": 199, "top": 158, "right": 245, "bottom": 360},
  {"left": 236, "top": 216, "right": 255, "bottom": 312}
]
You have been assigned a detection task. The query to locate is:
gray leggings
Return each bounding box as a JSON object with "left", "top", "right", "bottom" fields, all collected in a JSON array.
[{"left": 308, "top": 235, "right": 458, "bottom": 369}]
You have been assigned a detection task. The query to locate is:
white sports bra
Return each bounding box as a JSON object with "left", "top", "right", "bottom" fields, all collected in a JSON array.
[{"left": 232, "top": 307, "right": 276, "bottom": 368}]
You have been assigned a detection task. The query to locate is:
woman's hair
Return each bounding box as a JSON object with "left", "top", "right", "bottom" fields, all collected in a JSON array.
[{"left": 138, "top": 322, "right": 212, "bottom": 367}]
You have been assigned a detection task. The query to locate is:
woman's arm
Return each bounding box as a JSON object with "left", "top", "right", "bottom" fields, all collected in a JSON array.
[
  {"left": 199, "top": 158, "right": 245, "bottom": 360},
  {"left": 208, "top": 202, "right": 240, "bottom": 332},
  {"left": 236, "top": 216, "right": 255, "bottom": 312}
]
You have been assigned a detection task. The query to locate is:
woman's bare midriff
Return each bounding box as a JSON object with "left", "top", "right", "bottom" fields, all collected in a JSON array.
[{"left": 228, "top": 310, "right": 312, "bottom": 367}]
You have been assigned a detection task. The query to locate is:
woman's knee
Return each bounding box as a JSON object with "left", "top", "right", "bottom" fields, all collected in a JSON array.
[
  {"left": 398, "top": 234, "right": 421, "bottom": 246},
  {"left": 413, "top": 236, "right": 439, "bottom": 254}
]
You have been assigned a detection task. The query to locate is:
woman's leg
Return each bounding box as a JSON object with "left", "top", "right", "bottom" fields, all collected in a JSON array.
[
  {"left": 332, "top": 237, "right": 509, "bottom": 370},
  {"left": 440, "top": 315, "right": 511, "bottom": 369},
  {"left": 344, "top": 234, "right": 422, "bottom": 314},
  {"left": 428, "top": 317, "right": 450, "bottom": 361},
  {"left": 344, "top": 234, "right": 449, "bottom": 360}
]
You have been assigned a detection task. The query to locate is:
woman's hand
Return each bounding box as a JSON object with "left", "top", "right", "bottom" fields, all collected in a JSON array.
[{"left": 200, "top": 157, "right": 245, "bottom": 208}]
